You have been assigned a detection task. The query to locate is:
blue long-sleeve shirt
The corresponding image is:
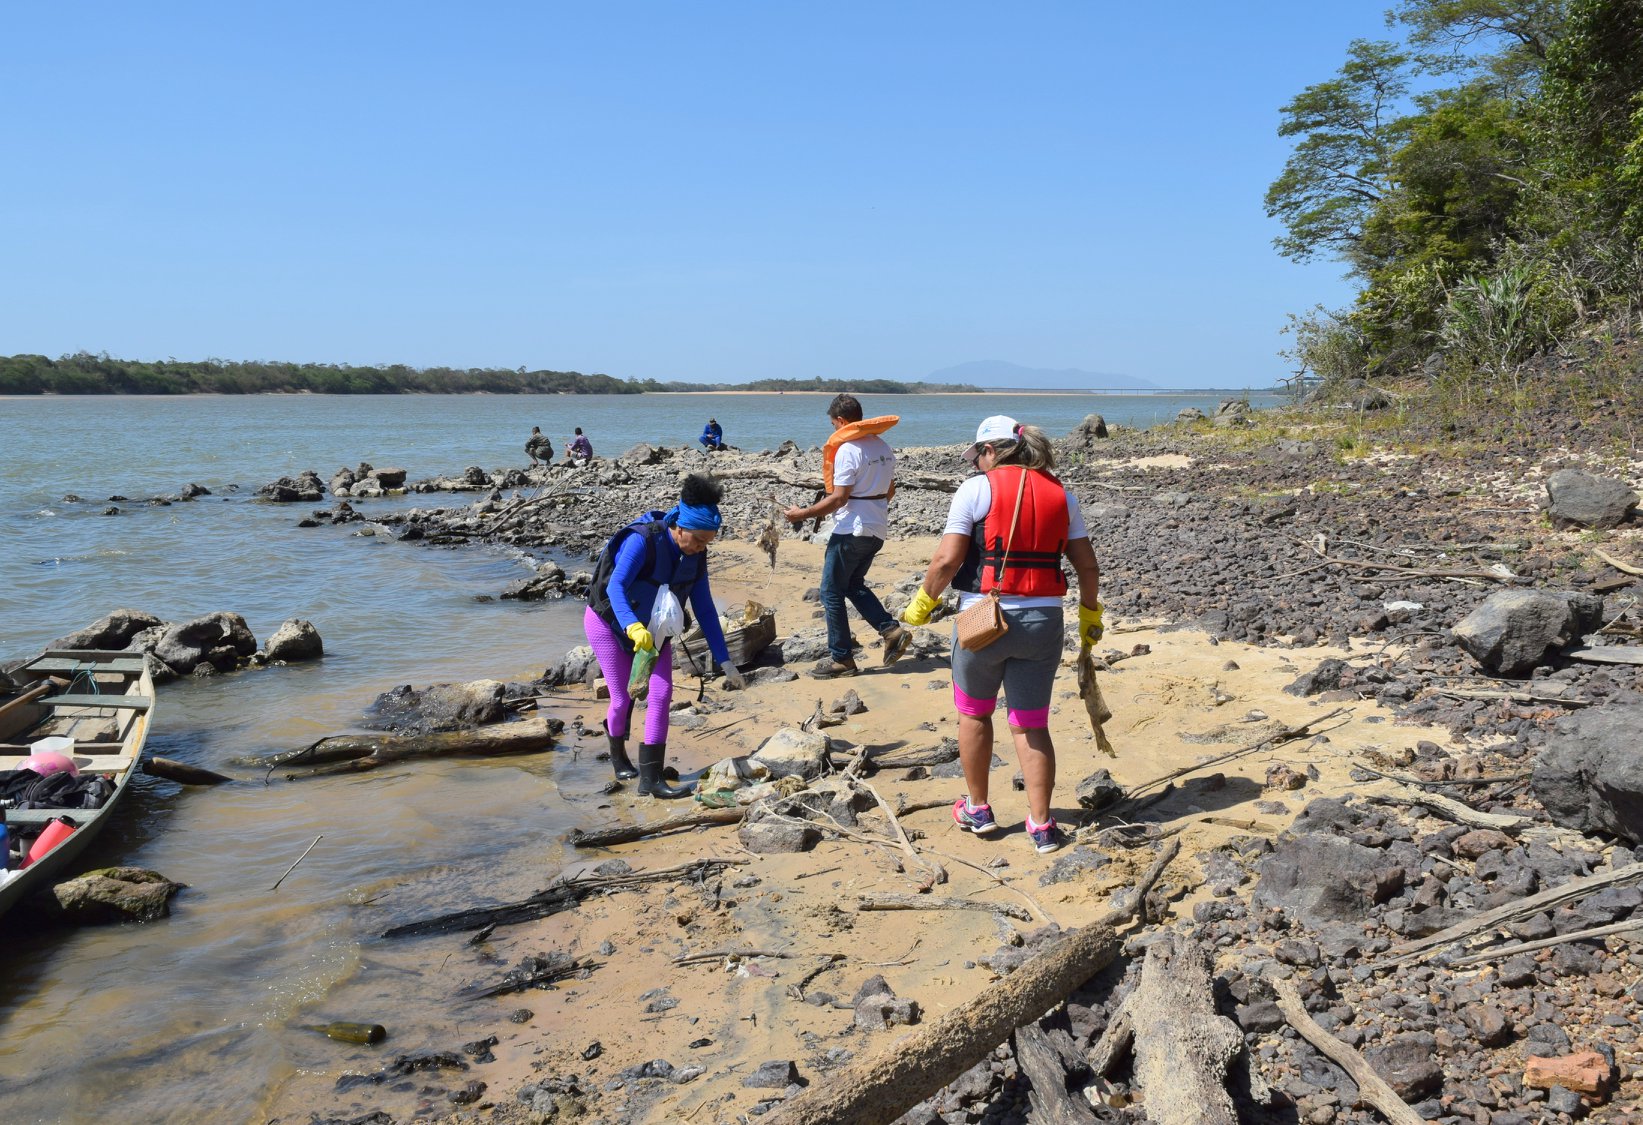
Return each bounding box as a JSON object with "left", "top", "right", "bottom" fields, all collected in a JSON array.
[
  {"left": 605, "top": 527, "right": 732, "bottom": 664},
  {"left": 699, "top": 422, "right": 723, "bottom": 448}
]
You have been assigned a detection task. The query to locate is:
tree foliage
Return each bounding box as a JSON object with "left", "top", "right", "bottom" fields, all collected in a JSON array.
[{"left": 1271, "top": 0, "right": 1643, "bottom": 384}]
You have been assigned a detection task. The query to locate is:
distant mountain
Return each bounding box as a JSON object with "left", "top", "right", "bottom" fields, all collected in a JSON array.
[{"left": 924, "top": 360, "right": 1157, "bottom": 391}]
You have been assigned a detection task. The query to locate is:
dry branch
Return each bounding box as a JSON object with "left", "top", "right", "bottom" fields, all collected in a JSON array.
[
  {"left": 1013, "top": 1022, "right": 1100, "bottom": 1125},
  {"left": 1271, "top": 977, "right": 1423, "bottom": 1125},
  {"left": 270, "top": 716, "right": 555, "bottom": 777},
  {"left": 857, "top": 894, "right": 1032, "bottom": 922},
  {"left": 1595, "top": 548, "right": 1643, "bottom": 577},
  {"left": 569, "top": 807, "right": 745, "bottom": 848},
  {"left": 1449, "top": 918, "right": 1643, "bottom": 967}
]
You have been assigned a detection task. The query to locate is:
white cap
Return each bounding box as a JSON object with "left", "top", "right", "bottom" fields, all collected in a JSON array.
[{"left": 963, "top": 415, "right": 1020, "bottom": 465}]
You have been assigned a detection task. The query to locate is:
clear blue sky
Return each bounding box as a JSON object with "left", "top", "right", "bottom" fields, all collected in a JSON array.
[{"left": 1, "top": 2, "right": 1391, "bottom": 388}]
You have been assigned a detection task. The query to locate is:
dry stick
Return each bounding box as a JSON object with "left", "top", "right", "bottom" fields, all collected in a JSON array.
[
  {"left": 788, "top": 954, "right": 848, "bottom": 999},
  {"left": 1595, "top": 547, "right": 1643, "bottom": 577},
  {"left": 1429, "top": 686, "right": 1592, "bottom": 707},
  {"left": 1377, "top": 860, "right": 1643, "bottom": 969},
  {"left": 1348, "top": 762, "right": 1531, "bottom": 789},
  {"left": 687, "top": 714, "right": 751, "bottom": 740},
  {"left": 1449, "top": 918, "right": 1643, "bottom": 968},
  {"left": 673, "top": 948, "right": 806, "bottom": 966},
  {"left": 920, "top": 845, "right": 1054, "bottom": 926},
  {"left": 569, "top": 807, "right": 745, "bottom": 848},
  {"left": 271, "top": 835, "right": 323, "bottom": 891},
  {"left": 1117, "top": 707, "right": 1350, "bottom": 804},
  {"left": 770, "top": 839, "right": 1178, "bottom": 1125},
  {"left": 1271, "top": 977, "right": 1424, "bottom": 1125},
  {"left": 857, "top": 893, "right": 1033, "bottom": 922},
  {"left": 851, "top": 775, "right": 946, "bottom": 889},
  {"left": 894, "top": 795, "right": 953, "bottom": 817},
  {"left": 1361, "top": 790, "right": 1530, "bottom": 833}
]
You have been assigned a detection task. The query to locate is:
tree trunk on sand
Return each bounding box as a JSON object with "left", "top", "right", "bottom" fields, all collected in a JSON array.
[
  {"left": 270, "top": 716, "right": 555, "bottom": 777},
  {"left": 1087, "top": 932, "right": 1241, "bottom": 1125},
  {"left": 770, "top": 921, "right": 1123, "bottom": 1125}
]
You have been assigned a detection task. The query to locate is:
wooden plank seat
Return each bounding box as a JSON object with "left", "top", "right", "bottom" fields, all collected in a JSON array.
[
  {"left": 26, "top": 657, "right": 147, "bottom": 676},
  {"left": 42, "top": 695, "right": 153, "bottom": 712}
]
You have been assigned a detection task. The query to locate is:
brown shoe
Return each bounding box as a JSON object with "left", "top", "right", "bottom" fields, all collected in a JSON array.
[
  {"left": 809, "top": 657, "right": 858, "bottom": 679},
  {"left": 881, "top": 625, "right": 913, "bottom": 666}
]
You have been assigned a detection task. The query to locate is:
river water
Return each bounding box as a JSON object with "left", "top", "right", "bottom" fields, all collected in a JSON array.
[{"left": 0, "top": 391, "right": 1277, "bottom": 1122}]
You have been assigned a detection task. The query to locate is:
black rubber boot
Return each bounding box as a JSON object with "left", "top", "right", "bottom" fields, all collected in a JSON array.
[
  {"left": 604, "top": 720, "right": 638, "bottom": 780},
  {"left": 637, "top": 742, "right": 692, "bottom": 799}
]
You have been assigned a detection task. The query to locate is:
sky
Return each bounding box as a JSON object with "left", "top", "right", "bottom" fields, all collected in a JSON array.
[{"left": 1, "top": 2, "right": 1397, "bottom": 388}]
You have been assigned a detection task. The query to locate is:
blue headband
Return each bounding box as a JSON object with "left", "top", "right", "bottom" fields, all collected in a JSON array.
[{"left": 668, "top": 501, "right": 721, "bottom": 532}]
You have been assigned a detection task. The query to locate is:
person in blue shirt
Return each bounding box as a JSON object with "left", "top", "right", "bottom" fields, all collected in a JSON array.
[
  {"left": 583, "top": 474, "right": 746, "bottom": 796},
  {"left": 698, "top": 418, "right": 725, "bottom": 451}
]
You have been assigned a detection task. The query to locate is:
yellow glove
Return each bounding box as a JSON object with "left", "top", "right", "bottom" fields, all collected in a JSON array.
[
  {"left": 901, "top": 588, "right": 940, "bottom": 626},
  {"left": 626, "top": 622, "right": 655, "bottom": 652},
  {"left": 1078, "top": 602, "right": 1105, "bottom": 649}
]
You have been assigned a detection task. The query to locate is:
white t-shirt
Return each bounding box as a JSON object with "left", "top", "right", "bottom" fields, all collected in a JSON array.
[
  {"left": 942, "top": 471, "right": 1089, "bottom": 610},
  {"left": 832, "top": 435, "right": 894, "bottom": 539}
]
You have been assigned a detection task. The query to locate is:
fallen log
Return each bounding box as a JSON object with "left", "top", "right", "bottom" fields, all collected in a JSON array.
[
  {"left": 827, "top": 743, "right": 959, "bottom": 770},
  {"left": 1362, "top": 789, "right": 1530, "bottom": 833},
  {"left": 857, "top": 894, "right": 1032, "bottom": 922},
  {"left": 1013, "top": 1022, "right": 1100, "bottom": 1124},
  {"left": 383, "top": 857, "right": 747, "bottom": 939},
  {"left": 1271, "top": 976, "right": 1422, "bottom": 1125},
  {"left": 769, "top": 839, "right": 1178, "bottom": 1125},
  {"left": 144, "top": 756, "right": 233, "bottom": 785},
  {"left": 568, "top": 806, "right": 745, "bottom": 848},
  {"left": 1086, "top": 932, "right": 1241, "bottom": 1125},
  {"left": 269, "top": 716, "right": 555, "bottom": 778}
]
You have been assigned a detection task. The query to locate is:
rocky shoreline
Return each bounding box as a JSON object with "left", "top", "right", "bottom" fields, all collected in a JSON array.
[{"left": 254, "top": 404, "right": 1643, "bottom": 1125}]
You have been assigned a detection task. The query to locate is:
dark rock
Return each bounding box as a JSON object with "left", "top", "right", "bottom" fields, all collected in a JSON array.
[
  {"left": 737, "top": 816, "right": 821, "bottom": 854},
  {"left": 363, "top": 679, "right": 507, "bottom": 734},
  {"left": 47, "top": 608, "right": 165, "bottom": 652},
  {"left": 46, "top": 867, "right": 185, "bottom": 924},
  {"left": 1253, "top": 832, "right": 1396, "bottom": 926},
  {"left": 1363, "top": 1033, "right": 1443, "bottom": 1100},
  {"left": 1452, "top": 589, "right": 1604, "bottom": 675},
  {"left": 1038, "top": 847, "right": 1108, "bottom": 886},
  {"left": 1532, "top": 705, "right": 1643, "bottom": 842},
  {"left": 1074, "top": 768, "right": 1124, "bottom": 812},
  {"left": 1545, "top": 469, "right": 1638, "bottom": 530},
  {"left": 1235, "top": 1000, "right": 1285, "bottom": 1032},
  {"left": 1285, "top": 659, "right": 1350, "bottom": 697},
  {"left": 743, "top": 1060, "right": 799, "bottom": 1088},
  {"left": 264, "top": 618, "right": 323, "bottom": 662},
  {"left": 152, "top": 612, "right": 258, "bottom": 674},
  {"left": 541, "top": 645, "right": 598, "bottom": 688}
]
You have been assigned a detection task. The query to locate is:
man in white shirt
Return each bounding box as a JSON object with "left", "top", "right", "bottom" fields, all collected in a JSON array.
[{"left": 784, "top": 394, "right": 914, "bottom": 677}]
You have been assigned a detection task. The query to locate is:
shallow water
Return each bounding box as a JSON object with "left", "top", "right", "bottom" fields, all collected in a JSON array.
[{"left": 0, "top": 391, "right": 1277, "bottom": 1122}]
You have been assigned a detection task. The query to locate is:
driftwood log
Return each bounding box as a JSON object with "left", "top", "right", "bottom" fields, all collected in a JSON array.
[
  {"left": 382, "top": 857, "right": 747, "bottom": 938},
  {"left": 770, "top": 840, "right": 1178, "bottom": 1125},
  {"left": 1271, "top": 977, "right": 1423, "bottom": 1125},
  {"left": 569, "top": 807, "right": 745, "bottom": 847},
  {"left": 144, "top": 756, "right": 233, "bottom": 785},
  {"left": 270, "top": 716, "right": 556, "bottom": 777},
  {"left": 1087, "top": 932, "right": 1242, "bottom": 1124},
  {"left": 856, "top": 893, "right": 1032, "bottom": 922}
]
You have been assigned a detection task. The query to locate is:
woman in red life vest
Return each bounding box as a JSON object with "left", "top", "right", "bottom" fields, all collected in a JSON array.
[{"left": 900, "top": 416, "right": 1104, "bottom": 854}]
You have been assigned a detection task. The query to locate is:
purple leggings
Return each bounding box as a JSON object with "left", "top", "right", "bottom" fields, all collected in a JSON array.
[{"left": 583, "top": 606, "right": 674, "bottom": 744}]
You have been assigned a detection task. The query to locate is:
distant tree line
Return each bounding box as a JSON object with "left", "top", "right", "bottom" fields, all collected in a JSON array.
[
  {"left": 0, "top": 354, "right": 979, "bottom": 396},
  {"left": 1268, "top": 0, "right": 1643, "bottom": 389}
]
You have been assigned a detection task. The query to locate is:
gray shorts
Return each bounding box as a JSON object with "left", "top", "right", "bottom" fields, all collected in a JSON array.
[{"left": 949, "top": 605, "right": 1063, "bottom": 728}]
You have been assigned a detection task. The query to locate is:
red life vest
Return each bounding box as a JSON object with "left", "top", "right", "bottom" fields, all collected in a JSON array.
[{"left": 954, "top": 467, "right": 1069, "bottom": 597}]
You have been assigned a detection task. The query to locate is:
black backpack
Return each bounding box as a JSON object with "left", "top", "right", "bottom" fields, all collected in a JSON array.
[{"left": 586, "top": 512, "right": 698, "bottom": 651}]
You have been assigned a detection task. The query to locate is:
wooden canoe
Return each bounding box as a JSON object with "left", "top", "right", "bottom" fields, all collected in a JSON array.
[{"left": 0, "top": 649, "right": 155, "bottom": 918}]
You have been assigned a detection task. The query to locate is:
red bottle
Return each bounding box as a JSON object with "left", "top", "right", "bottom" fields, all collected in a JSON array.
[{"left": 25, "top": 817, "right": 77, "bottom": 866}]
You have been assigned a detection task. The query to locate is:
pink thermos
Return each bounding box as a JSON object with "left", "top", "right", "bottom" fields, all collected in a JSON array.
[{"left": 25, "top": 817, "right": 77, "bottom": 866}]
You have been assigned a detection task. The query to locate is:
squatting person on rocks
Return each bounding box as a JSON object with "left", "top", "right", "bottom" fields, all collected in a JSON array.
[
  {"left": 567, "top": 426, "right": 593, "bottom": 465},
  {"left": 525, "top": 425, "right": 553, "bottom": 467},
  {"left": 783, "top": 393, "right": 914, "bottom": 678},
  {"left": 900, "top": 415, "right": 1103, "bottom": 854},
  {"left": 584, "top": 474, "right": 747, "bottom": 797}
]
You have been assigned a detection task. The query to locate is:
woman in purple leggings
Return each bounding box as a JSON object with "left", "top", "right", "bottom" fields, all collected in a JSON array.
[{"left": 583, "top": 474, "right": 746, "bottom": 797}]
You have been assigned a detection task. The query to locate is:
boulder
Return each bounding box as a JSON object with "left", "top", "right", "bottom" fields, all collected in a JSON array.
[
  {"left": 1545, "top": 468, "right": 1638, "bottom": 530},
  {"left": 1212, "top": 399, "right": 1253, "bottom": 427},
  {"left": 153, "top": 612, "right": 258, "bottom": 674},
  {"left": 47, "top": 608, "right": 165, "bottom": 652},
  {"left": 47, "top": 867, "right": 184, "bottom": 924},
  {"left": 1531, "top": 705, "right": 1643, "bottom": 843},
  {"left": 264, "top": 618, "right": 323, "bottom": 662},
  {"left": 1452, "top": 589, "right": 1604, "bottom": 675},
  {"left": 620, "top": 443, "right": 663, "bottom": 465},
  {"left": 1075, "top": 768, "right": 1124, "bottom": 812},
  {"left": 370, "top": 467, "right": 408, "bottom": 490},
  {"left": 541, "top": 646, "right": 599, "bottom": 688},
  {"left": 1175, "top": 407, "right": 1205, "bottom": 423},
  {"left": 179, "top": 483, "right": 211, "bottom": 498},
  {"left": 364, "top": 679, "right": 508, "bottom": 733},
  {"left": 1363, "top": 1033, "right": 1443, "bottom": 1100},
  {"left": 1064, "top": 414, "right": 1109, "bottom": 452},
  {"left": 330, "top": 467, "right": 357, "bottom": 495},
  {"left": 751, "top": 728, "right": 831, "bottom": 780},
  {"left": 1253, "top": 831, "right": 1400, "bottom": 926},
  {"left": 1344, "top": 379, "right": 1392, "bottom": 410},
  {"left": 738, "top": 815, "right": 821, "bottom": 854},
  {"left": 258, "top": 475, "right": 324, "bottom": 503},
  {"left": 779, "top": 630, "right": 831, "bottom": 665}
]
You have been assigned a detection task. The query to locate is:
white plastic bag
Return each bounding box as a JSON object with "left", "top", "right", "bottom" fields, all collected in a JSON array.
[{"left": 648, "top": 587, "right": 685, "bottom": 644}]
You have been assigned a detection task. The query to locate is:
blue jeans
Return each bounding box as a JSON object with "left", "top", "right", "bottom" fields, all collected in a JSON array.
[{"left": 821, "top": 533, "right": 893, "bottom": 661}]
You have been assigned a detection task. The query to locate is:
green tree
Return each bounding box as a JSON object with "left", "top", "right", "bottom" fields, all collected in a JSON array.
[{"left": 1265, "top": 40, "right": 1414, "bottom": 268}]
